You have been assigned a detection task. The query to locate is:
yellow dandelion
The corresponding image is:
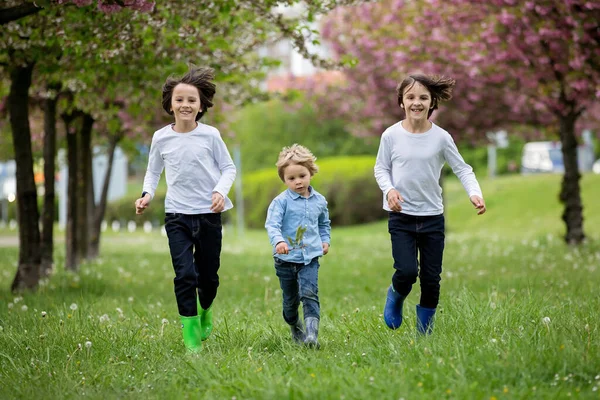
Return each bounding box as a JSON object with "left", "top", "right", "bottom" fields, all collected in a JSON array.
[
  {"left": 503, "top": 387, "right": 509, "bottom": 393},
  {"left": 560, "top": 344, "right": 565, "bottom": 350},
  {"left": 490, "top": 397, "right": 497, "bottom": 400},
  {"left": 67, "top": 314, "right": 72, "bottom": 319},
  {"left": 310, "top": 373, "right": 316, "bottom": 378},
  {"left": 446, "top": 389, "right": 452, "bottom": 394},
  {"left": 417, "top": 382, "right": 423, "bottom": 387}
]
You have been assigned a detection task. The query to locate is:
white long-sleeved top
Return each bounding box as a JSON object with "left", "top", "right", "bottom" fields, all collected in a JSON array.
[
  {"left": 142, "top": 123, "right": 237, "bottom": 214},
  {"left": 374, "top": 121, "right": 482, "bottom": 216}
]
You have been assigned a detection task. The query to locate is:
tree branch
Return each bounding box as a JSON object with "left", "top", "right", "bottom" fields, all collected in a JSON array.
[{"left": 0, "top": 2, "right": 42, "bottom": 25}]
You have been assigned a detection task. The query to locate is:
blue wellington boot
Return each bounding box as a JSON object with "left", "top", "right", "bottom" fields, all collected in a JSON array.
[
  {"left": 383, "top": 285, "right": 406, "bottom": 329},
  {"left": 416, "top": 304, "right": 436, "bottom": 335}
]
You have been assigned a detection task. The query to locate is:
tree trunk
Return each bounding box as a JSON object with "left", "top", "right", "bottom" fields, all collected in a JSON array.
[
  {"left": 558, "top": 112, "right": 585, "bottom": 244},
  {"left": 77, "top": 113, "right": 94, "bottom": 260},
  {"left": 89, "top": 133, "right": 121, "bottom": 259},
  {"left": 65, "top": 114, "right": 80, "bottom": 271},
  {"left": 9, "top": 62, "right": 42, "bottom": 292},
  {"left": 40, "top": 84, "right": 60, "bottom": 278}
]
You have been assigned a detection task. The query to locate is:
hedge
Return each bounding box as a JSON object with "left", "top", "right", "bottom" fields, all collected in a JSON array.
[
  {"left": 236, "top": 155, "right": 387, "bottom": 229},
  {"left": 103, "top": 155, "right": 387, "bottom": 229}
]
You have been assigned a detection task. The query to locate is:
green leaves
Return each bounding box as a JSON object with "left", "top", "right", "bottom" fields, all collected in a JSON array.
[{"left": 287, "top": 225, "right": 307, "bottom": 249}]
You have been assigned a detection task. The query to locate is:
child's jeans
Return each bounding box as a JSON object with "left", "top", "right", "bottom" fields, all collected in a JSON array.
[
  {"left": 388, "top": 212, "right": 445, "bottom": 309},
  {"left": 164, "top": 213, "right": 222, "bottom": 316},
  {"left": 274, "top": 257, "right": 320, "bottom": 324}
]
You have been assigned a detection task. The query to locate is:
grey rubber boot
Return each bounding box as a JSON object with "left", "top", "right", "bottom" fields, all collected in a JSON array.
[
  {"left": 289, "top": 318, "right": 305, "bottom": 344},
  {"left": 304, "top": 317, "right": 320, "bottom": 348}
]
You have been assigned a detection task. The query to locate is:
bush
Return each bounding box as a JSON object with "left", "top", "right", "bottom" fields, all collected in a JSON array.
[
  {"left": 237, "top": 155, "right": 387, "bottom": 229},
  {"left": 230, "top": 96, "right": 379, "bottom": 173}
]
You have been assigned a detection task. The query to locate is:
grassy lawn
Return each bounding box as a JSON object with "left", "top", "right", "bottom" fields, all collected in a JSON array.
[{"left": 0, "top": 173, "right": 599, "bottom": 399}]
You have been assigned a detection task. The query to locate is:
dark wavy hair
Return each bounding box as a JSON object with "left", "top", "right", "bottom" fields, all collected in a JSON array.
[
  {"left": 162, "top": 66, "right": 216, "bottom": 121},
  {"left": 396, "top": 74, "right": 455, "bottom": 118}
]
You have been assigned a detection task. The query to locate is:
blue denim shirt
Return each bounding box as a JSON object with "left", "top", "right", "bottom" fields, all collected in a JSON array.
[{"left": 265, "top": 187, "right": 331, "bottom": 265}]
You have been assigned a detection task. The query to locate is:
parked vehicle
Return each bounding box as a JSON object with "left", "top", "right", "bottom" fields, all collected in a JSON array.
[
  {"left": 593, "top": 159, "right": 600, "bottom": 174},
  {"left": 521, "top": 141, "right": 564, "bottom": 174}
]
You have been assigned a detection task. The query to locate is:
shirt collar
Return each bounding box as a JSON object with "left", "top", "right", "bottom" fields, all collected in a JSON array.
[{"left": 286, "top": 186, "right": 314, "bottom": 199}]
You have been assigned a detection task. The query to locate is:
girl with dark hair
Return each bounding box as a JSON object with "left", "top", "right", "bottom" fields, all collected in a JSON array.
[
  {"left": 374, "top": 74, "right": 486, "bottom": 335},
  {"left": 135, "top": 67, "right": 236, "bottom": 352}
]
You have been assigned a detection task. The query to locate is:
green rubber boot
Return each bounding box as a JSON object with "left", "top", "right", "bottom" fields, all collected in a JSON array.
[
  {"left": 180, "top": 315, "right": 202, "bottom": 353},
  {"left": 197, "top": 299, "right": 213, "bottom": 341}
]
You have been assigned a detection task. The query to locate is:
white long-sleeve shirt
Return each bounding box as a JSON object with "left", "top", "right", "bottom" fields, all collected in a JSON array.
[
  {"left": 142, "top": 123, "right": 237, "bottom": 214},
  {"left": 374, "top": 121, "right": 482, "bottom": 215}
]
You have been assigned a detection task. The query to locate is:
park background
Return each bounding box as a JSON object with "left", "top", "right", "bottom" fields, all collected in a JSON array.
[{"left": 1, "top": 1, "right": 599, "bottom": 399}]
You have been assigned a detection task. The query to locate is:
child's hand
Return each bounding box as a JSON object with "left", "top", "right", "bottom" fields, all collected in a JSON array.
[
  {"left": 470, "top": 195, "right": 486, "bottom": 215},
  {"left": 387, "top": 189, "right": 404, "bottom": 212},
  {"left": 322, "top": 242, "right": 330, "bottom": 255},
  {"left": 210, "top": 192, "right": 225, "bottom": 213},
  {"left": 135, "top": 194, "right": 151, "bottom": 215},
  {"left": 275, "top": 241, "right": 289, "bottom": 255}
]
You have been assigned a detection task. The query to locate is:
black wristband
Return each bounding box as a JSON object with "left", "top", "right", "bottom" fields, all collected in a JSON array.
[{"left": 141, "top": 191, "right": 148, "bottom": 198}]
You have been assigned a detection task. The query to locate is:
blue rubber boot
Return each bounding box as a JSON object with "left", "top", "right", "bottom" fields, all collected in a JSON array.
[
  {"left": 383, "top": 285, "right": 406, "bottom": 329},
  {"left": 416, "top": 304, "right": 436, "bottom": 335}
]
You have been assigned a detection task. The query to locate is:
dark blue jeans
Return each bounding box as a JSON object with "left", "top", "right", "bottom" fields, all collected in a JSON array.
[
  {"left": 274, "top": 257, "right": 320, "bottom": 324},
  {"left": 164, "top": 213, "right": 222, "bottom": 316},
  {"left": 388, "top": 212, "right": 445, "bottom": 309}
]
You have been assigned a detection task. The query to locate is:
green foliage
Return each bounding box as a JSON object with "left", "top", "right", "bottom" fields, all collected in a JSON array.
[
  {"left": 231, "top": 96, "right": 379, "bottom": 172},
  {"left": 287, "top": 225, "right": 307, "bottom": 249},
  {"left": 239, "top": 155, "right": 386, "bottom": 229}
]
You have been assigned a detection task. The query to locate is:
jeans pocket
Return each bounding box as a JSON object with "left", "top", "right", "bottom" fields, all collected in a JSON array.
[
  {"left": 164, "top": 213, "right": 181, "bottom": 225},
  {"left": 203, "top": 213, "right": 222, "bottom": 228}
]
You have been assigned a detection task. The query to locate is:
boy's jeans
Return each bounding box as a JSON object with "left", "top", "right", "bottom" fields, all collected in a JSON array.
[
  {"left": 164, "top": 213, "right": 222, "bottom": 316},
  {"left": 274, "top": 257, "right": 320, "bottom": 324},
  {"left": 388, "top": 212, "right": 445, "bottom": 309}
]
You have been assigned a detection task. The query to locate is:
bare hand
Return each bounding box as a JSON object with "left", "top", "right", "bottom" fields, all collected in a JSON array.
[
  {"left": 470, "top": 195, "right": 486, "bottom": 215},
  {"left": 210, "top": 192, "right": 225, "bottom": 213},
  {"left": 135, "top": 194, "right": 151, "bottom": 215},
  {"left": 387, "top": 189, "right": 404, "bottom": 212},
  {"left": 275, "top": 241, "right": 289, "bottom": 255},
  {"left": 322, "top": 242, "right": 330, "bottom": 255}
]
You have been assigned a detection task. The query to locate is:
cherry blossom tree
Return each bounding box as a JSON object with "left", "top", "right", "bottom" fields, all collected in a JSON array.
[{"left": 319, "top": 0, "right": 599, "bottom": 244}]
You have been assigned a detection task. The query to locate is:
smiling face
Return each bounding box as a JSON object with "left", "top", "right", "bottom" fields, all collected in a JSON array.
[
  {"left": 171, "top": 83, "right": 201, "bottom": 125},
  {"left": 401, "top": 82, "right": 432, "bottom": 121},
  {"left": 283, "top": 163, "right": 312, "bottom": 197}
]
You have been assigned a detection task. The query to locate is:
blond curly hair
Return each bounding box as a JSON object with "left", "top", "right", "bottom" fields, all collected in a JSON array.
[{"left": 276, "top": 144, "right": 319, "bottom": 182}]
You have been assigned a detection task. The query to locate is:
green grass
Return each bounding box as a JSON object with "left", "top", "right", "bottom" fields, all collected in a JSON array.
[{"left": 1, "top": 174, "right": 600, "bottom": 399}]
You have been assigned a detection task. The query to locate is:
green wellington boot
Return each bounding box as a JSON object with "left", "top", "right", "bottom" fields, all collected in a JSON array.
[
  {"left": 197, "top": 299, "right": 213, "bottom": 341},
  {"left": 180, "top": 315, "right": 202, "bottom": 353}
]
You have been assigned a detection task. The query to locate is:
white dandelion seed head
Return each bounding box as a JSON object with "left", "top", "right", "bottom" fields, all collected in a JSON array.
[
  {"left": 8, "top": 303, "right": 14, "bottom": 309},
  {"left": 85, "top": 341, "right": 92, "bottom": 349},
  {"left": 70, "top": 303, "right": 78, "bottom": 311},
  {"left": 128, "top": 297, "right": 134, "bottom": 303},
  {"left": 21, "top": 305, "right": 28, "bottom": 312},
  {"left": 116, "top": 308, "right": 123, "bottom": 314},
  {"left": 78, "top": 343, "right": 82, "bottom": 350},
  {"left": 99, "top": 314, "right": 110, "bottom": 323},
  {"left": 41, "top": 311, "right": 47, "bottom": 317},
  {"left": 161, "top": 318, "right": 169, "bottom": 324},
  {"left": 542, "top": 317, "right": 551, "bottom": 325}
]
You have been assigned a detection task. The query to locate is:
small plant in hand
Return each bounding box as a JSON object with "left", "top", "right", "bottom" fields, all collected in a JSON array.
[{"left": 286, "top": 226, "right": 307, "bottom": 251}]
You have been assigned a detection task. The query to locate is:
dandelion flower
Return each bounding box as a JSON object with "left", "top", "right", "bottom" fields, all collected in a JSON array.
[
  {"left": 542, "top": 317, "right": 551, "bottom": 325},
  {"left": 21, "top": 305, "right": 28, "bottom": 312},
  {"left": 8, "top": 303, "right": 14, "bottom": 309},
  {"left": 85, "top": 341, "right": 92, "bottom": 349},
  {"left": 128, "top": 297, "right": 134, "bottom": 303},
  {"left": 70, "top": 303, "right": 78, "bottom": 311},
  {"left": 161, "top": 318, "right": 169, "bottom": 325},
  {"left": 41, "top": 311, "right": 47, "bottom": 317}
]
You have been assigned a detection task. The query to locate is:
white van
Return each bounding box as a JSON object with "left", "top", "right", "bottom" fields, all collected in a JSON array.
[{"left": 521, "top": 141, "right": 564, "bottom": 174}]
